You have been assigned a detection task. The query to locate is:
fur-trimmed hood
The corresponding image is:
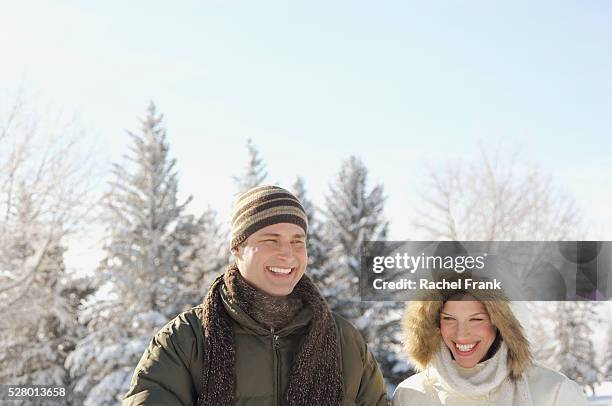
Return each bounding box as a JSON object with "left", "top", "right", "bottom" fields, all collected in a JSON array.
[{"left": 403, "top": 278, "right": 532, "bottom": 380}]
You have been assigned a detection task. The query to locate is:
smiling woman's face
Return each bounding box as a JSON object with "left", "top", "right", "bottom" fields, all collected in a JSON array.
[{"left": 440, "top": 299, "right": 497, "bottom": 368}]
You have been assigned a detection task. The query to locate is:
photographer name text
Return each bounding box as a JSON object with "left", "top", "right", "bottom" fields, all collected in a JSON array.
[{"left": 372, "top": 278, "right": 501, "bottom": 290}]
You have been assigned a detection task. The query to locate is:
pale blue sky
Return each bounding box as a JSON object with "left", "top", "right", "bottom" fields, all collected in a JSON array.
[{"left": 2, "top": 1, "right": 611, "bottom": 271}]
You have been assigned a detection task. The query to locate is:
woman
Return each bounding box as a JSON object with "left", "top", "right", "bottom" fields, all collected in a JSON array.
[{"left": 392, "top": 285, "right": 587, "bottom": 405}]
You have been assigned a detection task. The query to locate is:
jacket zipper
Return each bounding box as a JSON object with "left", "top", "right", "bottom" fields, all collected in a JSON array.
[{"left": 271, "top": 328, "right": 280, "bottom": 406}]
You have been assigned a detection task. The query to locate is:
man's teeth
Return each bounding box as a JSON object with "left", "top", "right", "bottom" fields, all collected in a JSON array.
[
  {"left": 456, "top": 343, "right": 476, "bottom": 352},
  {"left": 269, "top": 267, "right": 292, "bottom": 274}
]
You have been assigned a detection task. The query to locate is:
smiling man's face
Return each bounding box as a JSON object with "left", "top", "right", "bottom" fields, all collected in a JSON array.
[
  {"left": 232, "top": 222, "right": 307, "bottom": 296},
  {"left": 439, "top": 299, "right": 497, "bottom": 368}
]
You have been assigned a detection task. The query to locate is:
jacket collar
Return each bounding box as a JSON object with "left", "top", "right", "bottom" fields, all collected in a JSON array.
[{"left": 220, "top": 282, "right": 312, "bottom": 336}]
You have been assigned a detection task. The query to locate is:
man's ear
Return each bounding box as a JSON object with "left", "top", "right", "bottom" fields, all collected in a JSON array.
[{"left": 231, "top": 244, "right": 242, "bottom": 260}]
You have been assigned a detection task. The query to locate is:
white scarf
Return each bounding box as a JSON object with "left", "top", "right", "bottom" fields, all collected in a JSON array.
[{"left": 431, "top": 341, "right": 533, "bottom": 406}]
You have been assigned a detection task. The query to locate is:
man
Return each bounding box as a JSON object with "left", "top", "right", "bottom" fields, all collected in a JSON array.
[{"left": 124, "top": 185, "right": 388, "bottom": 405}]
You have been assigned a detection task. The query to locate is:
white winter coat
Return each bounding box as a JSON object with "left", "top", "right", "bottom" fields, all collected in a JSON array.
[{"left": 392, "top": 361, "right": 587, "bottom": 406}]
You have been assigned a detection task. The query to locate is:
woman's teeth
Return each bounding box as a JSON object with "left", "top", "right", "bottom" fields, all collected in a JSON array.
[
  {"left": 268, "top": 267, "right": 292, "bottom": 274},
  {"left": 455, "top": 343, "right": 477, "bottom": 352}
]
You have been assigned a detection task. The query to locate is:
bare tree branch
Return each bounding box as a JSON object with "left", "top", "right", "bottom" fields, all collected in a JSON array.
[
  {"left": 0, "top": 94, "right": 95, "bottom": 300},
  {"left": 414, "top": 142, "right": 583, "bottom": 241}
]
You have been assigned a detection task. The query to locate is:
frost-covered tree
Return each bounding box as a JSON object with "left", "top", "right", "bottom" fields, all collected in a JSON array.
[
  {"left": 320, "top": 156, "right": 406, "bottom": 386},
  {"left": 57, "top": 275, "right": 97, "bottom": 405},
  {"left": 545, "top": 302, "right": 600, "bottom": 394},
  {"left": 175, "top": 208, "right": 228, "bottom": 311},
  {"left": 67, "top": 103, "right": 201, "bottom": 405},
  {"left": 527, "top": 301, "right": 600, "bottom": 394},
  {"left": 0, "top": 94, "right": 92, "bottom": 405},
  {"left": 321, "top": 156, "right": 388, "bottom": 313},
  {"left": 604, "top": 317, "right": 612, "bottom": 381},
  {"left": 233, "top": 138, "right": 267, "bottom": 194},
  {"left": 415, "top": 144, "right": 582, "bottom": 241},
  {"left": 0, "top": 191, "right": 72, "bottom": 405},
  {"left": 291, "top": 177, "right": 327, "bottom": 283}
]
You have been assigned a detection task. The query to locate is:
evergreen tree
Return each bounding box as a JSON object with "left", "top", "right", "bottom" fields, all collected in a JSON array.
[
  {"left": 604, "top": 317, "right": 612, "bottom": 381},
  {"left": 291, "top": 177, "right": 327, "bottom": 283},
  {"left": 66, "top": 103, "right": 201, "bottom": 405},
  {"left": 547, "top": 301, "right": 601, "bottom": 394},
  {"left": 233, "top": 138, "right": 268, "bottom": 194},
  {"left": 321, "top": 156, "right": 388, "bottom": 312},
  {"left": 0, "top": 188, "right": 77, "bottom": 405},
  {"left": 320, "top": 156, "right": 406, "bottom": 386},
  {"left": 175, "top": 208, "right": 228, "bottom": 311},
  {"left": 59, "top": 274, "right": 97, "bottom": 406}
]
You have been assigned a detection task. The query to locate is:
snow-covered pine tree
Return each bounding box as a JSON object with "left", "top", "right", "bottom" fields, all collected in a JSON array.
[
  {"left": 174, "top": 208, "right": 228, "bottom": 311},
  {"left": 604, "top": 316, "right": 612, "bottom": 381},
  {"left": 0, "top": 188, "right": 77, "bottom": 405},
  {"left": 320, "top": 156, "right": 406, "bottom": 386},
  {"left": 66, "top": 103, "right": 202, "bottom": 405},
  {"left": 321, "top": 156, "right": 388, "bottom": 314},
  {"left": 291, "top": 177, "right": 327, "bottom": 284},
  {"left": 233, "top": 138, "right": 268, "bottom": 194},
  {"left": 547, "top": 301, "right": 601, "bottom": 395},
  {"left": 58, "top": 274, "right": 97, "bottom": 405}
]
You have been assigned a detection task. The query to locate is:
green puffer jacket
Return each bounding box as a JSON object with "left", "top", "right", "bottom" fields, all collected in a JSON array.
[{"left": 124, "top": 285, "right": 388, "bottom": 406}]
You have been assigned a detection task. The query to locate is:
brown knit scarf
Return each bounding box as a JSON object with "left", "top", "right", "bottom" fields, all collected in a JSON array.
[
  {"left": 224, "top": 269, "right": 304, "bottom": 331},
  {"left": 197, "top": 264, "right": 344, "bottom": 406}
]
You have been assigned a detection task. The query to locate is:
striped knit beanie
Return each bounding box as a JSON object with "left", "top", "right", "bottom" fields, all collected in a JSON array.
[{"left": 230, "top": 185, "right": 308, "bottom": 249}]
